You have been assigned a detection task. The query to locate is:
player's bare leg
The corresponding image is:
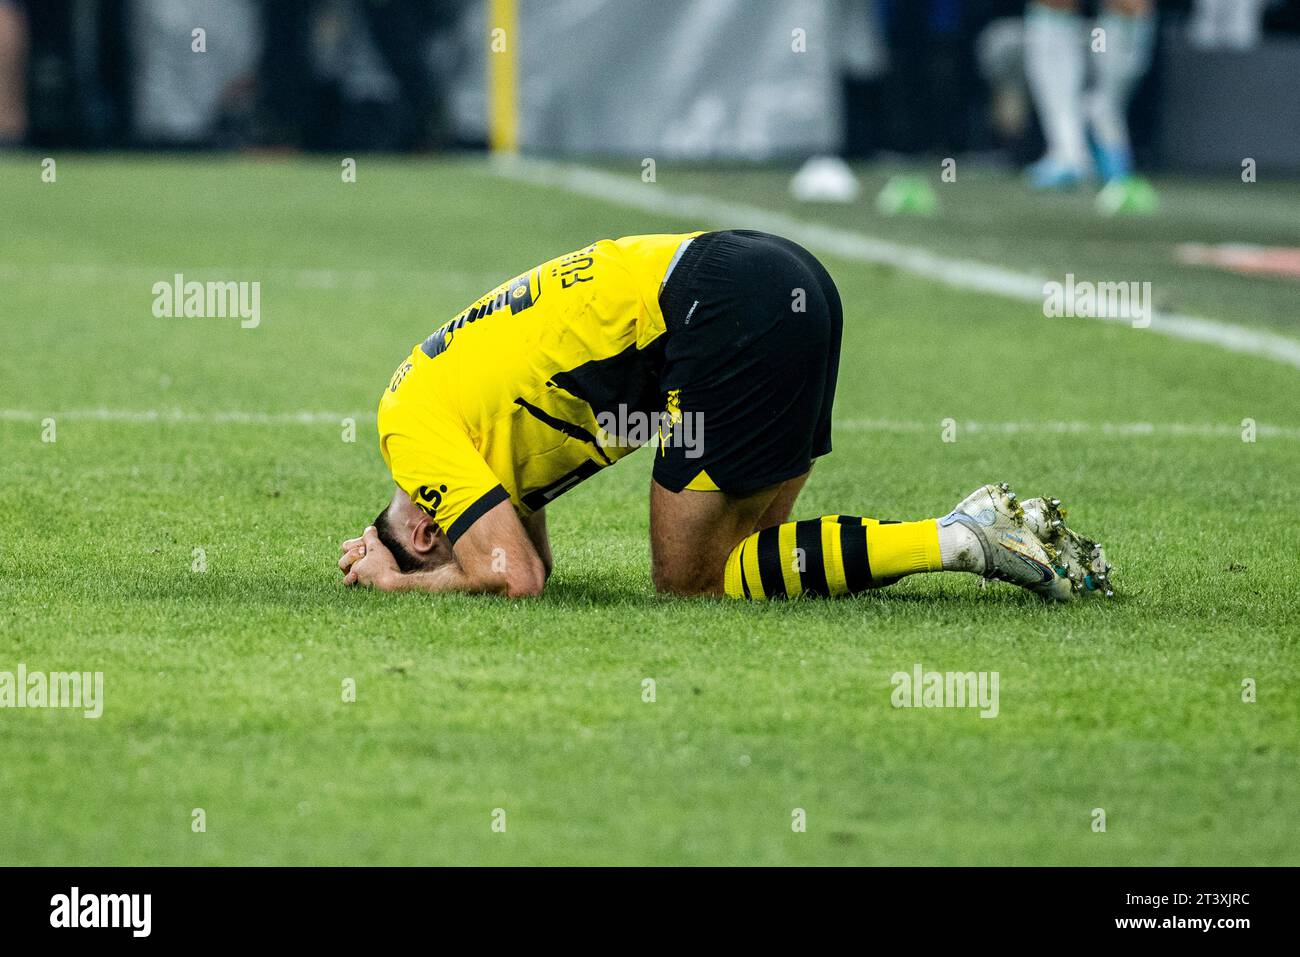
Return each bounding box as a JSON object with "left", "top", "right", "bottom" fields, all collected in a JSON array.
[
  {"left": 752, "top": 471, "right": 812, "bottom": 531},
  {"left": 649, "top": 480, "right": 781, "bottom": 596}
]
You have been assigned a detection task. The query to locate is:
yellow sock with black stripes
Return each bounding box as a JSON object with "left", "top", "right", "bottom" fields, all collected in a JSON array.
[{"left": 723, "top": 515, "right": 944, "bottom": 599}]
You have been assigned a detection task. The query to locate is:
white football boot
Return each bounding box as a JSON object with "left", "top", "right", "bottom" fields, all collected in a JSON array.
[
  {"left": 1021, "top": 495, "right": 1115, "bottom": 598},
  {"left": 940, "top": 483, "right": 1075, "bottom": 602}
]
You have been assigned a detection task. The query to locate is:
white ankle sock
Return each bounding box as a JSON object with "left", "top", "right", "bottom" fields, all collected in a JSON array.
[
  {"left": 938, "top": 521, "right": 986, "bottom": 574},
  {"left": 1025, "top": 2, "right": 1087, "bottom": 168},
  {"left": 1085, "top": 10, "right": 1155, "bottom": 153}
]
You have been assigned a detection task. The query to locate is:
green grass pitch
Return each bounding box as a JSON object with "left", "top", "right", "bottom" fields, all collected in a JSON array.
[{"left": 2, "top": 156, "right": 1297, "bottom": 865}]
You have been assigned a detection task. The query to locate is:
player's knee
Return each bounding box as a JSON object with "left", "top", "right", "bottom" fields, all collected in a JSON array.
[
  {"left": 652, "top": 569, "right": 692, "bottom": 596},
  {"left": 651, "top": 566, "right": 678, "bottom": 595},
  {"left": 652, "top": 562, "right": 722, "bottom": 597}
]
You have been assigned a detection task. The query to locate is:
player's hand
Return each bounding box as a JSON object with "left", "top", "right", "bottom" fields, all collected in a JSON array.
[
  {"left": 342, "top": 526, "right": 400, "bottom": 589},
  {"left": 338, "top": 532, "right": 369, "bottom": 574}
]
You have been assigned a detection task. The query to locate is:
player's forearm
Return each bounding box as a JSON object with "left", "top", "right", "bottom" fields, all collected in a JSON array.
[
  {"left": 378, "top": 559, "right": 544, "bottom": 598},
  {"left": 378, "top": 562, "right": 497, "bottom": 595}
]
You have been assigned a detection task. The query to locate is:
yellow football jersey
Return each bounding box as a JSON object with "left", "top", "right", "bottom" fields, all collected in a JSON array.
[{"left": 378, "top": 232, "right": 701, "bottom": 542}]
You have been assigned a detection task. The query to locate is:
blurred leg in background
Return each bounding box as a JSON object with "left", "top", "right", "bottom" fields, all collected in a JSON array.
[
  {"left": 1085, "top": 0, "right": 1154, "bottom": 182},
  {"left": 0, "top": 0, "right": 28, "bottom": 145},
  {"left": 1024, "top": 0, "right": 1088, "bottom": 187},
  {"left": 975, "top": 11, "right": 1036, "bottom": 165},
  {"left": 1191, "top": 0, "right": 1270, "bottom": 50}
]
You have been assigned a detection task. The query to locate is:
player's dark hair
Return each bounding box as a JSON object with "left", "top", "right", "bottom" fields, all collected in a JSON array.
[{"left": 374, "top": 505, "right": 422, "bottom": 573}]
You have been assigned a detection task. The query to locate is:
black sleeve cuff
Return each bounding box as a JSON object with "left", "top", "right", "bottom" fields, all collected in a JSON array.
[{"left": 445, "top": 484, "right": 511, "bottom": 544}]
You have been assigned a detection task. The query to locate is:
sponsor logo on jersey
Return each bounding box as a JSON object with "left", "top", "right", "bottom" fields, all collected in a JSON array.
[
  {"left": 420, "top": 269, "right": 543, "bottom": 359},
  {"left": 413, "top": 484, "right": 449, "bottom": 519}
]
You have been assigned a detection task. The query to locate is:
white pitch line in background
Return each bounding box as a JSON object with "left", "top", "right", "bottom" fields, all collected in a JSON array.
[
  {"left": 836, "top": 418, "right": 1300, "bottom": 439},
  {"left": 3, "top": 409, "right": 1296, "bottom": 440},
  {"left": 491, "top": 156, "right": 1300, "bottom": 371}
]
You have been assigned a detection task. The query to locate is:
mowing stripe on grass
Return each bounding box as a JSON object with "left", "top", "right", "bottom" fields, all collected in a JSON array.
[
  {"left": 0, "top": 261, "right": 496, "bottom": 291},
  {"left": 4, "top": 408, "right": 1296, "bottom": 439},
  {"left": 0, "top": 408, "right": 352, "bottom": 425},
  {"left": 490, "top": 156, "right": 1300, "bottom": 371}
]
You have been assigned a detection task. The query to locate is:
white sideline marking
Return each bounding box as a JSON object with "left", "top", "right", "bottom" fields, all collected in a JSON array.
[
  {"left": 490, "top": 156, "right": 1300, "bottom": 371},
  {"left": 4, "top": 409, "right": 1295, "bottom": 440}
]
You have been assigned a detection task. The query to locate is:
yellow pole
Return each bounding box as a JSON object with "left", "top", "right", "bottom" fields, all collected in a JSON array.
[{"left": 488, "top": 0, "right": 519, "bottom": 154}]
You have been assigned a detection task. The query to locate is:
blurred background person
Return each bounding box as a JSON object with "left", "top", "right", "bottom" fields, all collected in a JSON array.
[
  {"left": 1024, "top": 0, "right": 1156, "bottom": 189},
  {"left": 15, "top": 0, "right": 131, "bottom": 149},
  {"left": 253, "top": 0, "right": 452, "bottom": 152},
  {"left": 4, "top": 0, "right": 1299, "bottom": 175}
]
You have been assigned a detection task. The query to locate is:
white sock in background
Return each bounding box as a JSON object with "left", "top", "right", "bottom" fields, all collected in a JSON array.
[
  {"left": 1024, "top": 2, "right": 1087, "bottom": 169},
  {"left": 1191, "top": 0, "right": 1266, "bottom": 51},
  {"left": 1085, "top": 10, "right": 1156, "bottom": 156}
]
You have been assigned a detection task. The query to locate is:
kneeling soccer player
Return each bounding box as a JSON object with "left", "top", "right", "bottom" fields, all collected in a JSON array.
[{"left": 339, "top": 230, "right": 1113, "bottom": 600}]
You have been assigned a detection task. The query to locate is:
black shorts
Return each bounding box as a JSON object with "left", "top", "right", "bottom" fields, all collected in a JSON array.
[{"left": 653, "top": 230, "right": 843, "bottom": 496}]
